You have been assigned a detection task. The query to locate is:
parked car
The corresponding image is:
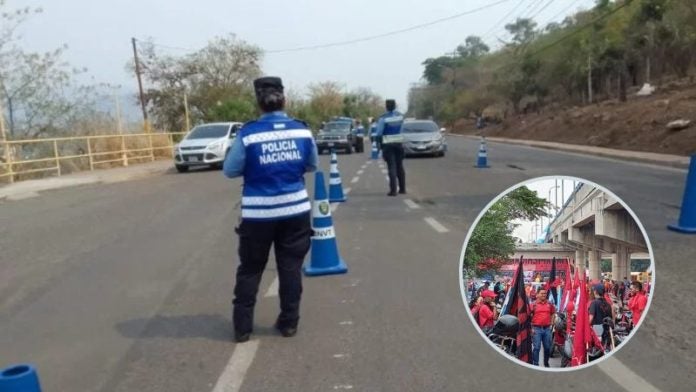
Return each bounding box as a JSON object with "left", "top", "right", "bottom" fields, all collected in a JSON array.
[
  {"left": 316, "top": 120, "right": 356, "bottom": 154},
  {"left": 401, "top": 119, "right": 447, "bottom": 157},
  {"left": 173, "top": 122, "right": 242, "bottom": 172}
]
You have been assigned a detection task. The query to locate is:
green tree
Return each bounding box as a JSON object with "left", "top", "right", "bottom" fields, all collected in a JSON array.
[
  {"left": 463, "top": 187, "right": 549, "bottom": 278},
  {"left": 134, "top": 34, "right": 261, "bottom": 131}
]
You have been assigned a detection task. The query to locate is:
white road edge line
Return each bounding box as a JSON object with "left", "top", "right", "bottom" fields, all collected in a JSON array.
[
  {"left": 351, "top": 176, "right": 359, "bottom": 184},
  {"left": 424, "top": 217, "right": 449, "bottom": 233},
  {"left": 211, "top": 340, "right": 260, "bottom": 392},
  {"left": 344, "top": 187, "right": 352, "bottom": 195},
  {"left": 357, "top": 170, "right": 364, "bottom": 175},
  {"left": 263, "top": 277, "right": 278, "bottom": 298},
  {"left": 598, "top": 357, "right": 663, "bottom": 392},
  {"left": 403, "top": 199, "right": 420, "bottom": 209}
]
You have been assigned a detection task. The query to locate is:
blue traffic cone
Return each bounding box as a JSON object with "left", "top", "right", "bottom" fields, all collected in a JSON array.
[
  {"left": 475, "top": 137, "right": 490, "bottom": 168},
  {"left": 668, "top": 154, "right": 696, "bottom": 233},
  {"left": 0, "top": 364, "right": 42, "bottom": 392},
  {"left": 304, "top": 171, "right": 348, "bottom": 276},
  {"left": 328, "top": 150, "right": 347, "bottom": 202},
  {"left": 371, "top": 141, "right": 379, "bottom": 160}
]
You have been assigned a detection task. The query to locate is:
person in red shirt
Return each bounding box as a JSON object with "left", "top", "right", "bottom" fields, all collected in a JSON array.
[
  {"left": 628, "top": 281, "right": 648, "bottom": 327},
  {"left": 477, "top": 290, "right": 497, "bottom": 332},
  {"left": 531, "top": 289, "right": 555, "bottom": 367}
]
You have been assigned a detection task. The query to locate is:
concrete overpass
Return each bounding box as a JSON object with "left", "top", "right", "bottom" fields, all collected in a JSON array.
[{"left": 547, "top": 183, "right": 650, "bottom": 281}]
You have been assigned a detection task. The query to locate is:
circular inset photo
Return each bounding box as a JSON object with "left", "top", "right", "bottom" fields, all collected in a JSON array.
[{"left": 459, "top": 176, "right": 654, "bottom": 371}]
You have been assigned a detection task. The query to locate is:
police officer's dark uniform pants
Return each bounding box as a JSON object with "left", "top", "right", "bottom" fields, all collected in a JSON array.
[
  {"left": 233, "top": 212, "right": 311, "bottom": 334},
  {"left": 382, "top": 143, "right": 405, "bottom": 193}
]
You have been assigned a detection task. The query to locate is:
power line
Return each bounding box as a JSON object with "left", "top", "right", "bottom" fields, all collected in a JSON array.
[
  {"left": 481, "top": 0, "right": 531, "bottom": 41},
  {"left": 542, "top": 0, "right": 587, "bottom": 27},
  {"left": 484, "top": 0, "right": 545, "bottom": 46},
  {"left": 265, "top": 0, "right": 514, "bottom": 54},
  {"left": 528, "top": 0, "right": 557, "bottom": 21},
  {"left": 496, "top": 0, "right": 632, "bottom": 70}
]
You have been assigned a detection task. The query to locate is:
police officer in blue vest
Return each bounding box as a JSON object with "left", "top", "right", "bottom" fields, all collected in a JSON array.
[
  {"left": 223, "top": 76, "right": 318, "bottom": 342},
  {"left": 374, "top": 99, "right": 406, "bottom": 196}
]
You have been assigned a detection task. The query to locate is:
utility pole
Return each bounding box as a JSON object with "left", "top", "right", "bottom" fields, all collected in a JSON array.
[
  {"left": 131, "top": 38, "right": 149, "bottom": 132},
  {"left": 183, "top": 92, "right": 191, "bottom": 132},
  {"left": 587, "top": 53, "right": 593, "bottom": 104},
  {"left": 0, "top": 96, "right": 12, "bottom": 183}
]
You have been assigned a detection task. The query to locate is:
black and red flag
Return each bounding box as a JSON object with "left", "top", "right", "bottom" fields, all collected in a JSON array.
[
  {"left": 548, "top": 256, "right": 558, "bottom": 305},
  {"left": 504, "top": 256, "right": 532, "bottom": 363}
]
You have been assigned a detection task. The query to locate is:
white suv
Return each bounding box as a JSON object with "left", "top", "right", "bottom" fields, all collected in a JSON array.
[{"left": 173, "top": 122, "right": 242, "bottom": 172}]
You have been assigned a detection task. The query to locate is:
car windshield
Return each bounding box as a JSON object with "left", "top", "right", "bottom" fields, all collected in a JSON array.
[
  {"left": 402, "top": 121, "right": 439, "bottom": 133},
  {"left": 187, "top": 124, "right": 229, "bottom": 139},
  {"left": 323, "top": 122, "right": 351, "bottom": 133}
]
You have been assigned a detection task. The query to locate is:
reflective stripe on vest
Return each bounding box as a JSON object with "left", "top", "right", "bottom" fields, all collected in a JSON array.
[
  {"left": 241, "top": 201, "right": 311, "bottom": 219},
  {"left": 382, "top": 134, "right": 404, "bottom": 144},
  {"left": 242, "top": 189, "right": 309, "bottom": 206}
]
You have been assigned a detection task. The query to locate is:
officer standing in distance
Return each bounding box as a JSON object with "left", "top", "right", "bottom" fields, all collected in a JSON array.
[
  {"left": 374, "top": 99, "right": 406, "bottom": 196},
  {"left": 223, "top": 76, "right": 318, "bottom": 343}
]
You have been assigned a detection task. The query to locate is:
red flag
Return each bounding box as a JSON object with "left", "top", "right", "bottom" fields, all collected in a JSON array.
[
  {"left": 505, "top": 257, "right": 532, "bottom": 363},
  {"left": 572, "top": 270, "right": 588, "bottom": 366}
]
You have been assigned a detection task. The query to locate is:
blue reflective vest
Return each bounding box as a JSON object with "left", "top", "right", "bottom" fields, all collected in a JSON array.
[
  {"left": 378, "top": 110, "right": 404, "bottom": 143},
  {"left": 239, "top": 113, "right": 314, "bottom": 221}
]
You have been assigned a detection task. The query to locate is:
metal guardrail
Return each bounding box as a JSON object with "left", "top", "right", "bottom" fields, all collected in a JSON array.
[{"left": 0, "top": 132, "right": 187, "bottom": 183}]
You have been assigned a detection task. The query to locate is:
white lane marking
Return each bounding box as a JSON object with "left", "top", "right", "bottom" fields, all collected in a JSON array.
[
  {"left": 333, "top": 354, "right": 348, "bottom": 358},
  {"left": 365, "top": 160, "right": 372, "bottom": 165},
  {"left": 340, "top": 299, "right": 355, "bottom": 304},
  {"left": 381, "top": 169, "right": 387, "bottom": 174},
  {"left": 403, "top": 199, "right": 420, "bottom": 209},
  {"left": 385, "top": 176, "right": 389, "bottom": 182},
  {"left": 331, "top": 203, "right": 339, "bottom": 212},
  {"left": 598, "top": 357, "right": 663, "bottom": 392},
  {"left": 424, "top": 217, "right": 449, "bottom": 233},
  {"left": 357, "top": 170, "right": 364, "bottom": 175},
  {"left": 339, "top": 321, "right": 353, "bottom": 325},
  {"left": 211, "top": 340, "right": 260, "bottom": 392},
  {"left": 333, "top": 386, "right": 353, "bottom": 390},
  {"left": 351, "top": 176, "right": 359, "bottom": 184},
  {"left": 344, "top": 187, "right": 352, "bottom": 195},
  {"left": 263, "top": 277, "right": 278, "bottom": 298}
]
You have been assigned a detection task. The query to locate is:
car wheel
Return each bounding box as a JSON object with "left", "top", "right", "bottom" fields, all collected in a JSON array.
[
  {"left": 346, "top": 146, "right": 353, "bottom": 154},
  {"left": 175, "top": 164, "right": 189, "bottom": 173}
]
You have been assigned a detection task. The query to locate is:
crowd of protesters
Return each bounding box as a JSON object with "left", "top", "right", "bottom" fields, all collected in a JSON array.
[{"left": 466, "top": 272, "right": 650, "bottom": 368}]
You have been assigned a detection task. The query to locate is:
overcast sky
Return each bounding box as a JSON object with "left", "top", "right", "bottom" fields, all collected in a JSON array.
[{"left": 13, "top": 0, "right": 595, "bottom": 114}]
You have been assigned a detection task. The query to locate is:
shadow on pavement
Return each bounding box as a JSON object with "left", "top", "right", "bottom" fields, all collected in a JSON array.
[{"left": 115, "top": 314, "right": 279, "bottom": 341}]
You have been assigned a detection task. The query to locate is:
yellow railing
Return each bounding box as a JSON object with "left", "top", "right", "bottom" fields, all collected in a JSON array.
[{"left": 0, "top": 132, "right": 187, "bottom": 183}]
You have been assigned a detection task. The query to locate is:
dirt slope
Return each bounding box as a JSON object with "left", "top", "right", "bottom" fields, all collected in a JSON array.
[{"left": 453, "top": 81, "right": 696, "bottom": 156}]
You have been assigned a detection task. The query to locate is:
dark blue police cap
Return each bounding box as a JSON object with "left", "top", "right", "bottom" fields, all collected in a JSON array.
[{"left": 254, "top": 77, "right": 284, "bottom": 93}]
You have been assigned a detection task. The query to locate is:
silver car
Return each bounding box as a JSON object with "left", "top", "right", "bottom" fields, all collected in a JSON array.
[
  {"left": 401, "top": 120, "right": 447, "bottom": 157},
  {"left": 173, "top": 122, "right": 242, "bottom": 172}
]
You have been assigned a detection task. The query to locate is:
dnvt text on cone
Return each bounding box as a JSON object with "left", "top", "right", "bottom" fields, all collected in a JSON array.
[{"left": 304, "top": 171, "right": 348, "bottom": 276}]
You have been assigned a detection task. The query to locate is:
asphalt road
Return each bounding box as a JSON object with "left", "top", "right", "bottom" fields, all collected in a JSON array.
[{"left": 0, "top": 136, "right": 693, "bottom": 391}]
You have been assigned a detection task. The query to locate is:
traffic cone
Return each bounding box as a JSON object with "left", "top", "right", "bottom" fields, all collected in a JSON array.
[
  {"left": 304, "top": 171, "right": 348, "bottom": 276},
  {"left": 475, "top": 137, "right": 490, "bottom": 168},
  {"left": 328, "top": 150, "right": 347, "bottom": 202},
  {"left": 371, "top": 141, "right": 379, "bottom": 160},
  {"left": 0, "top": 364, "right": 42, "bottom": 391},
  {"left": 668, "top": 154, "right": 696, "bottom": 233}
]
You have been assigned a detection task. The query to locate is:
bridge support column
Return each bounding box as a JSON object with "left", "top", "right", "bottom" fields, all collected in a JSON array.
[
  {"left": 575, "top": 249, "right": 586, "bottom": 276},
  {"left": 588, "top": 249, "right": 601, "bottom": 281},
  {"left": 612, "top": 246, "right": 630, "bottom": 282}
]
